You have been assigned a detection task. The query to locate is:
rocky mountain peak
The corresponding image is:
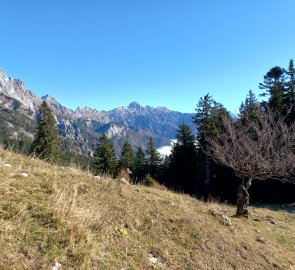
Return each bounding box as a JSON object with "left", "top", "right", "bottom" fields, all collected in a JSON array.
[
  {"left": 128, "top": 101, "right": 142, "bottom": 110},
  {"left": 0, "top": 70, "right": 41, "bottom": 112},
  {"left": 0, "top": 67, "right": 196, "bottom": 155},
  {"left": 0, "top": 68, "right": 7, "bottom": 78},
  {"left": 42, "top": 94, "right": 58, "bottom": 103},
  {"left": 42, "top": 95, "right": 73, "bottom": 117}
]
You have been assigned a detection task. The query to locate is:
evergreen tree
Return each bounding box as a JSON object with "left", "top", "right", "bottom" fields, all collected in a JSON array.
[
  {"left": 92, "top": 134, "right": 118, "bottom": 176},
  {"left": 194, "top": 94, "right": 228, "bottom": 196},
  {"left": 239, "top": 90, "right": 260, "bottom": 121},
  {"left": 259, "top": 66, "right": 286, "bottom": 113},
  {"left": 134, "top": 146, "right": 146, "bottom": 181},
  {"left": 167, "top": 125, "right": 198, "bottom": 193},
  {"left": 238, "top": 90, "right": 261, "bottom": 138},
  {"left": 286, "top": 60, "right": 295, "bottom": 102},
  {"left": 146, "top": 137, "right": 162, "bottom": 178},
  {"left": 194, "top": 94, "right": 213, "bottom": 148},
  {"left": 119, "top": 141, "right": 136, "bottom": 171},
  {"left": 31, "top": 101, "right": 59, "bottom": 162},
  {"left": 285, "top": 59, "right": 295, "bottom": 122}
]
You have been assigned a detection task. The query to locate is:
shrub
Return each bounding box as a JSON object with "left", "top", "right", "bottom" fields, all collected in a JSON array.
[{"left": 143, "top": 174, "right": 157, "bottom": 187}]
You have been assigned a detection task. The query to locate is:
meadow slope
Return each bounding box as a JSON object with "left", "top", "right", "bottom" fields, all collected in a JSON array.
[{"left": 0, "top": 149, "right": 294, "bottom": 270}]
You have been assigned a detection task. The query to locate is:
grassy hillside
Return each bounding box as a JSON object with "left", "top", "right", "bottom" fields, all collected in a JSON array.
[{"left": 0, "top": 149, "right": 294, "bottom": 270}]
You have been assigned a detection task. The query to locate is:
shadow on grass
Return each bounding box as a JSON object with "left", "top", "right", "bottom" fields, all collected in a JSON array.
[{"left": 254, "top": 203, "right": 295, "bottom": 214}]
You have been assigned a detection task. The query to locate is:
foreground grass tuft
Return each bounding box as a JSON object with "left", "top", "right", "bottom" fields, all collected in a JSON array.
[{"left": 0, "top": 149, "right": 294, "bottom": 269}]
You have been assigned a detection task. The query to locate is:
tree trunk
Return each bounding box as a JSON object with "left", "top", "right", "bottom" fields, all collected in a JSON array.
[
  {"left": 236, "top": 177, "right": 252, "bottom": 217},
  {"left": 205, "top": 153, "right": 211, "bottom": 196}
]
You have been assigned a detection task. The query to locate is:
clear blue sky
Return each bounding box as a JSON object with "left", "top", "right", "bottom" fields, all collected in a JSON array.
[{"left": 1, "top": 1, "right": 294, "bottom": 114}]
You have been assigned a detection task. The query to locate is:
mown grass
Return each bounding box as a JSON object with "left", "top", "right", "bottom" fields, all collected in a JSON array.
[{"left": 0, "top": 148, "right": 294, "bottom": 269}]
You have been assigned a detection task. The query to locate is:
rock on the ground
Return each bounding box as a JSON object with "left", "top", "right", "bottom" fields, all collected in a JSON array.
[
  {"left": 3, "top": 164, "right": 12, "bottom": 167},
  {"left": 256, "top": 236, "right": 266, "bottom": 243},
  {"left": 148, "top": 253, "right": 166, "bottom": 268},
  {"left": 120, "top": 177, "right": 131, "bottom": 185},
  {"left": 221, "top": 215, "right": 232, "bottom": 226},
  {"left": 52, "top": 261, "right": 61, "bottom": 270}
]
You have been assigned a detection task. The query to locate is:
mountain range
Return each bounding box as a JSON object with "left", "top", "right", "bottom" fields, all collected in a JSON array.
[{"left": 0, "top": 68, "right": 195, "bottom": 155}]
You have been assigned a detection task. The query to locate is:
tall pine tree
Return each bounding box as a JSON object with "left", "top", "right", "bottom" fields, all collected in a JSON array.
[
  {"left": 239, "top": 90, "right": 260, "bottom": 121},
  {"left": 286, "top": 59, "right": 295, "bottom": 122},
  {"left": 119, "top": 141, "right": 136, "bottom": 171},
  {"left": 167, "top": 125, "right": 198, "bottom": 193},
  {"left": 194, "top": 94, "right": 228, "bottom": 196},
  {"left": 259, "top": 66, "right": 286, "bottom": 114},
  {"left": 92, "top": 134, "right": 118, "bottom": 176},
  {"left": 146, "top": 137, "right": 161, "bottom": 179},
  {"left": 134, "top": 146, "right": 146, "bottom": 181},
  {"left": 31, "top": 101, "right": 59, "bottom": 162},
  {"left": 238, "top": 90, "right": 261, "bottom": 140}
]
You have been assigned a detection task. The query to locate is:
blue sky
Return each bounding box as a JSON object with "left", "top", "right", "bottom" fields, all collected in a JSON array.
[{"left": 1, "top": 1, "right": 294, "bottom": 114}]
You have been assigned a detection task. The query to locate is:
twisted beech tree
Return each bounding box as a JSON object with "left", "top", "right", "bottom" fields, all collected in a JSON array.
[{"left": 206, "top": 108, "right": 295, "bottom": 216}]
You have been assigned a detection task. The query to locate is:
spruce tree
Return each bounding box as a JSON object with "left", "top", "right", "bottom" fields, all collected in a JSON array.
[
  {"left": 239, "top": 90, "right": 260, "bottom": 120},
  {"left": 194, "top": 94, "right": 213, "bottom": 148},
  {"left": 134, "top": 146, "right": 146, "bottom": 180},
  {"left": 119, "top": 141, "right": 136, "bottom": 171},
  {"left": 286, "top": 60, "right": 295, "bottom": 103},
  {"left": 286, "top": 59, "right": 295, "bottom": 122},
  {"left": 193, "top": 94, "right": 228, "bottom": 195},
  {"left": 31, "top": 101, "right": 59, "bottom": 162},
  {"left": 146, "top": 137, "right": 161, "bottom": 178},
  {"left": 168, "top": 125, "right": 198, "bottom": 193},
  {"left": 259, "top": 66, "right": 286, "bottom": 114},
  {"left": 92, "top": 134, "right": 118, "bottom": 176},
  {"left": 238, "top": 90, "right": 261, "bottom": 138}
]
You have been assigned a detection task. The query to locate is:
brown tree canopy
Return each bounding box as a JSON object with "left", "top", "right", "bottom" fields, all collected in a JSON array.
[{"left": 206, "top": 109, "right": 295, "bottom": 183}]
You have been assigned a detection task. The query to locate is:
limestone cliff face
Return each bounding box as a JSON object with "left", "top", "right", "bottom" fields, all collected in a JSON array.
[
  {"left": 0, "top": 68, "right": 195, "bottom": 155},
  {"left": 0, "top": 69, "right": 41, "bottom": 113}
]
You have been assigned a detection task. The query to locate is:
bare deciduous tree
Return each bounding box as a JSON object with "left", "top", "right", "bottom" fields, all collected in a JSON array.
[{"left": 206, "top": 109, "right": 295, "bottom": 216}]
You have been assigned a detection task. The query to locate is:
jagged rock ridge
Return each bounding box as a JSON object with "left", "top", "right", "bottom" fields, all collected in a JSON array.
[{"left": 0, "top": 68, "right": 195, "bottom": 155}]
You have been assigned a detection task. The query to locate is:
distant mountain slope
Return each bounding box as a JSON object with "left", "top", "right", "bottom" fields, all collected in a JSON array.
[{"left": 0, "top": 68, "right": 195, "bottom": 155}]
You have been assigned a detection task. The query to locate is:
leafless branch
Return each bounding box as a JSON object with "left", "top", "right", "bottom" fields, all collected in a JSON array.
[{"left": 206, "top": 108, "right": 295, "bottom": 183}]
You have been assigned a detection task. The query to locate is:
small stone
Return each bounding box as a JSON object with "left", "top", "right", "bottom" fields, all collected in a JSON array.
[
  {"left": 3, "top": 164, "right": 12, "bottom": 167},
  {"left": 20, "top": 173, "right": 28, "bottom": 177},
  {"left": 52, "top": 261, "right": 61, "bottom": 270},
  {"left": 120, "top": 178, "right": 131, "bottom": 185},
  {"left": 221, "top": 215, "right": 232, "bottom": 226},
  {"left": 94, "top": 176, "right": 101, "bottom": 179},
  {"left": 256, "top": 236, "right": 266, "bottom": 243},
  {"left": 270, "top": 219, "right": 276, "bottom": 225},
  {"left": 272, "top": 262, "right": 280, "bottom": 268},
  {"left": 148, "top": 254, "right": 158, "bottom": 264},
  {"left": 148, "top": 253, "right": 165, "bottom": 268}
]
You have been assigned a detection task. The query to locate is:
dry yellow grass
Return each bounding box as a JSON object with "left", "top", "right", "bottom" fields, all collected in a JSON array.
[{"left": 0, "top": 148, "right": 294, "bottom": 270}]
